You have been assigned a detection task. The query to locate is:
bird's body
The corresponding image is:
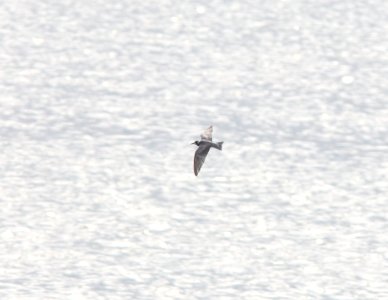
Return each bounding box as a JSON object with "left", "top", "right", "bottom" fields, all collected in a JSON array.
[{"left": 192, "top": 126, "right": 223, "bottom": 176}]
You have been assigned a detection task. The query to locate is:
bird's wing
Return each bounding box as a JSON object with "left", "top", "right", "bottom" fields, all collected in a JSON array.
[
  {"left": 200, "top": 125, "right": 213, "bottom": 142},
  {"left": 194, "top": 145, "right": 210, "bottom": 176}
]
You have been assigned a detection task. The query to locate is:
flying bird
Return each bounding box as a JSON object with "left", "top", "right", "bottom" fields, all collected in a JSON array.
[{"left": 192, "top": 125, "right": 224, "bottom": 176}]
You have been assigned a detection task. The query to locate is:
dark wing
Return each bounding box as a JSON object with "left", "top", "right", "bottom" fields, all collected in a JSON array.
[
  {"left": 194, "top": 144, "right": 210, "bottom": 176},
  {"left": 200, "top": 125, "right": 213, "bottom": 142}
]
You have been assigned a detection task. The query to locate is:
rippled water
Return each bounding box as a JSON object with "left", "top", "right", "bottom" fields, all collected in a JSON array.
[{"left": 1, "top": 0, "right": 388, "bottom": 299}]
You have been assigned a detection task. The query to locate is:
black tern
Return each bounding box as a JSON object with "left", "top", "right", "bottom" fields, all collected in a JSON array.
[{"left": 192, "top": 125, "right": 223, "bottom": 176}]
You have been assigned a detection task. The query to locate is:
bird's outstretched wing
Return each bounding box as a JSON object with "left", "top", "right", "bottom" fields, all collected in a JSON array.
[
  {"left": 194, "top": 145, "right": 210, "bottom": 176},
  {"left": 200, "top": 125, "right": 213, "bottom": 142}
]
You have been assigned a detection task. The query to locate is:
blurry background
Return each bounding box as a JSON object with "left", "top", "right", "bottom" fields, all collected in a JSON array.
[{"left": 1, "top": 0, "right": 388, "bottom": 299}]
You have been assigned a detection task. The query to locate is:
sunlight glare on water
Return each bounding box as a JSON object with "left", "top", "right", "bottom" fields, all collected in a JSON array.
[{"left": 1, "top": 0, "right": 388, "bottom": 299}]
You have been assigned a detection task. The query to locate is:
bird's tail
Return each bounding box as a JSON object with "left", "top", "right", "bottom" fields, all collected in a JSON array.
[{"left": 216, "top": 142, "right": 224, "bottom": 150}]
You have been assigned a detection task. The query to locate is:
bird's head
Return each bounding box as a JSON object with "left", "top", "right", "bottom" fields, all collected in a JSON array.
[{"left": 191, "top": 141, "right": 200, "bottom": 146}]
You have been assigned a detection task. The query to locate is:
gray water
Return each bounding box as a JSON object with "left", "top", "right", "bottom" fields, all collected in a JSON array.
[{"left": 1, "top": 0, "right": 388, "bottom": 299}]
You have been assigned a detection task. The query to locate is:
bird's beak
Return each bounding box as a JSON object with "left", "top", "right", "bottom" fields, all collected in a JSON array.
[{"left": 191, "top": 142, "right": 195, "bottom": 145}]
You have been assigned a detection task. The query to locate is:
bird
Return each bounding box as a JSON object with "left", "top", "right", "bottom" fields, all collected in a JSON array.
[{"left": 192, "top": 125, "right": 224, "bottom": 176}]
